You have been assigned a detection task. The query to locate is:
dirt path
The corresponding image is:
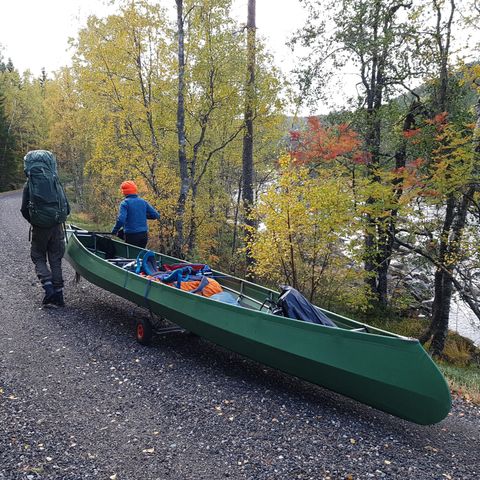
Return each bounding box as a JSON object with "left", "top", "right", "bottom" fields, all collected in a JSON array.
[{"left": 1, "top": 191, "right": 479, "bottom": 480}]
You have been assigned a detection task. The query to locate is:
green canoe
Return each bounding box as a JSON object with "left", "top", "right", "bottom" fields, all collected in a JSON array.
[{"left": 65, "top": 229, "right": 451, "bottom": 425}]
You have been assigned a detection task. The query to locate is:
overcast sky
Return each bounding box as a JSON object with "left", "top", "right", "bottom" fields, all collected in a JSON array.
[{"left": 0, "top": 0, "right": 307, "bottom": 76}]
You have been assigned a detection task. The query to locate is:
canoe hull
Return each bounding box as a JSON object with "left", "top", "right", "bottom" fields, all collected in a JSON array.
[{"left": 65, "top": 232, "right": 451, "bottom": 425}]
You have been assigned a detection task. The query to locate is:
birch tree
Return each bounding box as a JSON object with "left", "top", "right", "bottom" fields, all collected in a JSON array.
[{"left": 242, "top": 0, "right": 256, "bottom": 273}]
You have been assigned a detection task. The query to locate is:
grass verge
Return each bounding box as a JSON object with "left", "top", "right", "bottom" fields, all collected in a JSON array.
[
  {"left": 438, "top": 363, "right": 480, "bottom": 404},
  {"left": 68, "top": 211, "right": 111, "bottom": 233}
]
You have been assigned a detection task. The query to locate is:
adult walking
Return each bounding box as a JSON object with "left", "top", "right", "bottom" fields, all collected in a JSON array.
[
  {"left": 20, "top": 150, "right": 70, "bottom": 307},
  {"left": 111, "top": 180, "right": 160, "bottom": 248}
]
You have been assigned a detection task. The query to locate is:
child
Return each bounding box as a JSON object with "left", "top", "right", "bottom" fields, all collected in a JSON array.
[{"left": 111, "top": 181, "right": 160, "bottom": 248}]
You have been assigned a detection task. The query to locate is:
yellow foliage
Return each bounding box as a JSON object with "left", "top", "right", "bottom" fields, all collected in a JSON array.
[{"left": 248, "top": 155, "right": 370, "bottom": 310}]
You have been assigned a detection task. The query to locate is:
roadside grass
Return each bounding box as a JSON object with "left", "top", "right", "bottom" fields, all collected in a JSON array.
[
  {"left": 438, "top": 363, "right": 480, "bottom": 404},
  {"left": 68, "top": 211, "right": 111, "bottom": 233}
]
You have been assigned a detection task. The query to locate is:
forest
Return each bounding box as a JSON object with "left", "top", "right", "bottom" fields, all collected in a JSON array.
[{"left": 1, "top": 0, "right": 480, "bottom": 359}]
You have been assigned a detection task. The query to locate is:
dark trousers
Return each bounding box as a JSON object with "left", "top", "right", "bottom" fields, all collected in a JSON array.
[
  {"left": 125, "top": 231, "right": 148, "bottom": 249},
  {"left": 30, "top": 224, "right": 65, "bottom": 290}
]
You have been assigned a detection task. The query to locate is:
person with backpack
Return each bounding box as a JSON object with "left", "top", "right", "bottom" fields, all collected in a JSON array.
[
  {"left": 111, "top": 180, "right": 160, "bottom": 248},
  {"left": 20, "top": 150, "right": 70, "bottom": 307}
]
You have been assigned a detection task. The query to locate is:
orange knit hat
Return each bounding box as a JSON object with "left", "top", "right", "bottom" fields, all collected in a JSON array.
[{"left": 120, "top": 180, "right": 138, "bottom": 195}]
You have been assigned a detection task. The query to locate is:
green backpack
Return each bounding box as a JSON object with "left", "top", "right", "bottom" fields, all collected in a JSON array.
[{"left": 24, "top": 150, "right": 69, "bottom": 228}]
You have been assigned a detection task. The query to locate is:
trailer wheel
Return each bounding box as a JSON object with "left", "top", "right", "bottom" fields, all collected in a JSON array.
[{"left": 136, "top": 318, "right": 153, "bottom": 345}]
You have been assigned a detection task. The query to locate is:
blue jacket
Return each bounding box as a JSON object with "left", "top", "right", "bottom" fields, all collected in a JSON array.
[{"left": 112, "top": 195, "right": 160, "bottom": 234}]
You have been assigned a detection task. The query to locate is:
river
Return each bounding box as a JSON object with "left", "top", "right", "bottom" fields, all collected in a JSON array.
[{"left": 450, "top": 297, "right": 480, "bottom": 347}]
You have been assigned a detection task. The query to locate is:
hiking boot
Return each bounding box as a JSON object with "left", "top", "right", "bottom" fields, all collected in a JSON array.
[
  {"left": 42, "top": 283, "right": 55, "bottom": 305},
  {"left": 50, "top": 290, "right": 65, "bottom": 307}
]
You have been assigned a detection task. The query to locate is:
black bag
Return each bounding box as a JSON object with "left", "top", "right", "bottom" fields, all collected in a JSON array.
[
  {"left": 24, "top": 150, "right": 69, "bottom": 228},
  {"left": 276, "top": 286, "right": 337, "bottom": 327},
  {"left": 95, "top": 236, "right": 116, "bottom": 259}
]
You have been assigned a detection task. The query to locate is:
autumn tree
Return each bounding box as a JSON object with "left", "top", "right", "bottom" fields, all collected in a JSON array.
[
  {"left": 44, "top": 68, "right": 92, "bottom": 206},
  {"left": 388, "top": 0, "right": 480, "bottom": 355},
  {"left": 248, "top": 154, "right": 369, "bottom": 310},
  {"left": 294, "top": 0, "right": 426, "bottom": 307},
  {"left": 179, "top": 0, "right": 251, "bottom": 257},
  {"left": 72, "top": 1, "right": 178, "bottom": 240},
  {"left": 70, "top": 0, "right": 282, "bottom": 261}
]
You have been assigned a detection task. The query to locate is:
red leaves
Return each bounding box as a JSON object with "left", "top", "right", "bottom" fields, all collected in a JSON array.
[
  {"left": 403, "top": 128, "right": 421, "bottom": 139},
  {"left": 433, "top": 111, "right": 448, "bottom": 124},
  {"left": 425, "top": 111, "right": 449, "bottom": 132},
  {"left": 352, "top": 152, "right": 371, "bottom": 165},
  {"left": 409, "top": 157, "right": 425, "bottom": 169},
  {"left": 290, "top": 116, "right": 365, "bottom": 165},
  {"left": 289, "top": 130, "right": 301, "bottom": 142}
]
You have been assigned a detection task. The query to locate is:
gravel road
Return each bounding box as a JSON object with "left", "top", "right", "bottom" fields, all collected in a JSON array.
[{"left": 1, "top": 191, "right": 479, "bottom": 480}]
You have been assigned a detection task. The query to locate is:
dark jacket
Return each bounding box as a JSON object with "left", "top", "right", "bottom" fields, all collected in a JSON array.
[{"left": 112, "top": 194, "right": 160, "bottom": 234}]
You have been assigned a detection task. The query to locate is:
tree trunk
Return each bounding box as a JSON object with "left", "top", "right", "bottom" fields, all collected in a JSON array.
[
  {"left": 242, "top": 0, "right": 256, "bottom": 275},
  {"left": 362, "top": 1, "right": 386, "bottom": 304},
  {"left": 174, "top": 0, "right": 189, "bottom": 258},
  {"left": 419, "top": 0, "right": 457, "bottom": 354},
  {"left": 427, "top": 269, "right": 454, "bottom": 354},
  {"left": 433, "top": 0, "right": 455, "bottom": 113},
  {"left": 378, "top": 101, "right": 421, "bottom": 305},
  {"left": 363, "top": 107, "right": 384, "bottom": 302},
  {"left": 420, "top": 193, "right": 455, "bottom": 343},
  {"left": 376, "top": 223, "right": 389, "bottom": 306}
]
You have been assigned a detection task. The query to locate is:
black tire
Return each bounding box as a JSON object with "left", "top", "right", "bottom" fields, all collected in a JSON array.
[{"left": 136, "top": 317, "right": 153, "bottom": 345}]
